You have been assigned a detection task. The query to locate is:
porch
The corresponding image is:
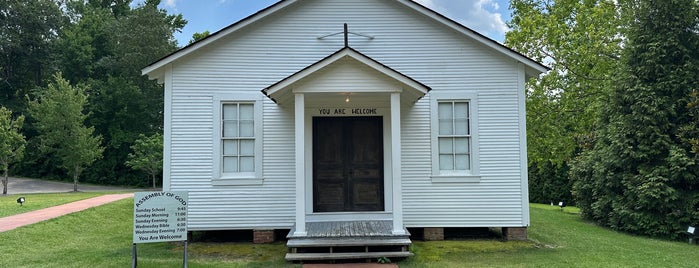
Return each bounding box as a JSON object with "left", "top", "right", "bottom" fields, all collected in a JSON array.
[{"left": 285, "top": 220, "right": 412, "bottom": 262}]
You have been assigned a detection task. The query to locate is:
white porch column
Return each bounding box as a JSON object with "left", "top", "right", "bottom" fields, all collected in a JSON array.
[
  {"left": 294, "top": 93, "right": 307, "bottom": 236},
  {"left": 390, "top": 93, "right": 405, "bottom": 235}
]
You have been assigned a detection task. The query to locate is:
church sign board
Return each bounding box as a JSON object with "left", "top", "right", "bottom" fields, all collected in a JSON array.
[{"left": 133, "top": 191, "right": 188, "bottom": 243}]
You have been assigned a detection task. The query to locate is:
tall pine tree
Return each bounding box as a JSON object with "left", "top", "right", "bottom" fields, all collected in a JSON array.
[{"left": 571, "top": 0, "right": 699, "bottom": 238}]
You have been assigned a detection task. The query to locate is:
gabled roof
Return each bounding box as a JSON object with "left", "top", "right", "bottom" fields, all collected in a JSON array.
[
  {"left": 141, "top": 0, "right": 548, "bottom": 80},
  {"left": 262, "top": 46, "right": 431, "bottom": 103}
]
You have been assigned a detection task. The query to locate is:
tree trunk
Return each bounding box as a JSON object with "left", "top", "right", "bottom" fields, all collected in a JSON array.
[
  {"left": 152, "top": 173, "right": 156, "bottom": 189},
  {"left": 2, "top": 168, "right": 8, "bottom": 195},
  {"left": 73, "top": 166, "right": 79, "bottom": 192}
]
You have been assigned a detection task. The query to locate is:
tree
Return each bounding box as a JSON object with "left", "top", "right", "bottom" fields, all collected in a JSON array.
[
  {"left": 0, "top": 0, "right": 64, "bottom": 112},
  {"left": 28, "top": 73, "right": 104, "bottom": 192},
  {"left": 506, "top": 0, "right": 623, "bottom": 203},
  {"left": 87, "top": 0, "right": 131, "bottom": 18},
  {"left": 570, "top": 0, "right": 699, "bottom": 239},
  {"left": 55, "top": 2, "right": 114, "bottom": 83},
  {"left": 189, "top": 30, "right": 210, "bottom": 45},
  {"left": 82, "top": 1, "right": 182, "bottom": 185},
  {"left": 48, "top": 0, "right": 184, "bottom": 186},
  {"left": 126, "top": 133, "right": 163, "bottom": 189},
  {"left": 685, "top": 90, "right": 699, "bottom": 153},
  {"left": 102, "top": 0, "right": 185, "bottom": 77},
  {"left": 0, "top": 106, "right": 25, "bottom": 195}
]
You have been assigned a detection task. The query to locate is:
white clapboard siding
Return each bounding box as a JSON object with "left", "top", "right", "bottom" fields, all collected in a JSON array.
[
  {"left": 164, "top": 0, "right": 529, "bottom": 230},
  {"left": 401, "top": 89, "right": 526, "bottom": 227}
]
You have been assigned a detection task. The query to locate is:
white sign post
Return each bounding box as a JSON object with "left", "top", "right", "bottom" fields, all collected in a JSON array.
[{"left": 132, "top": 191, "right": 188, "bottom": 267}]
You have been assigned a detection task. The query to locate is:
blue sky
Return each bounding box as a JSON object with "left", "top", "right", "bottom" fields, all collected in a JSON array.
[{"left": 146, "top": 0, "right": 512, "bottom": 46}]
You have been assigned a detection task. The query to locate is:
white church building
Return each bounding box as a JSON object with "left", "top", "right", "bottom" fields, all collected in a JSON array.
[{"left": 142, "top": 0, "right": 546, "bottom": 261}]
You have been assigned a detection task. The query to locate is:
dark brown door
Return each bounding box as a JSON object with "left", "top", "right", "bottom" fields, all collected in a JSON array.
[{"left": 313, "top": 116, "right": 384, "bottom": 212}]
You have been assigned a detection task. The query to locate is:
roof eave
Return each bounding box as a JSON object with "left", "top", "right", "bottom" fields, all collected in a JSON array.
[
  {"left": 141, "top": 0, "right": 296, "bottom": 77},
  {"left": 142, "top": 0, "right": 550, "bottom": 79},
  {"left": 396, "top": 0, "right": 549, "bottom": 74},
  {"left": 262, "top": 47, "right": 431, "bottom": 103}
]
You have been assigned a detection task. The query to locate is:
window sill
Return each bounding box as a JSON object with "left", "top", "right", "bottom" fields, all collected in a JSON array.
[
  {"left": 212, "top": 177, "right": 264, "bottom": 186},
  {"left": 430, "top": 174, "right": 481, "bottom": 183}
]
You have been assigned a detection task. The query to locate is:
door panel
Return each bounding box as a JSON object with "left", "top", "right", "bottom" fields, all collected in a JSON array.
[{"left": 313, "top": 117, "right": 384, "bottom": 212}]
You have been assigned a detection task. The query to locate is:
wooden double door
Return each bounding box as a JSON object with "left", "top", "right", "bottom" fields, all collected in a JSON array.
[{"left": 313, "top": 116, "right": 384, "bottom": 212}]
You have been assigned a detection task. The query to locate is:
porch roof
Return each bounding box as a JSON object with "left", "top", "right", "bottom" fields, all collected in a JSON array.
[{"left": 261, "top": 46, "right": 431, "bottom": 104}]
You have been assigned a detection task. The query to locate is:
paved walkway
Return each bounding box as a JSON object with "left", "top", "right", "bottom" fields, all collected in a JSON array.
[
  {"left": 5, "top": 177, "right": 141, "bottom": 194},
  {"left": 0, "top": 193, "right": 133, "bottom": 232}
]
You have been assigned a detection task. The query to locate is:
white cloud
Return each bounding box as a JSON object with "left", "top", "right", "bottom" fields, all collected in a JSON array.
[
  {"left": 417, "top": 0, "right": 509, "bottom": 41},
  {"left": 163, "top": 0, "right": 177, "bottom": 8},
  {"left": 466, "top": 0, "right": 509, "bottom": 33}
]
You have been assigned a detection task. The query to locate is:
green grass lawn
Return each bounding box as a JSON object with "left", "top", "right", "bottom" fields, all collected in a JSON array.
[
  {"left": 1, "top": 199, "right": 698, "bottom": 267},
  {"left": 401, "top": 204, "right": 699, "bottom": 267},
  {"left": 0, "top": 192, "right": 109, "bottom": 218},
  {"left": 0, "top": 198, "right": 292, "bottom": 268}
]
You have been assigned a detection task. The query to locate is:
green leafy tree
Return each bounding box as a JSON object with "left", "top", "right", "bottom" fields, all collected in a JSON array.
[
  {"left": 506, "top": 0, "right": 623, "bottom": 203},
  {"left": 81, "top": 1, "right": 186, "bottom": 184},
  {"left": 55, "top": 2, "right": 114, "bottom": 83},
  {"left": 0, "top": 106, "right": 25, "bottom": 195},
  {"left": 47, "top": 0, "right": 184, "bottom": 186},
  {"left": 84, "top": 1, "right": 182, "bottom": 185},
  {"left": 28, "top": 73, "right": 104, "bottom": 192},
  {"left": 570, "top": 0, "right": 699, "bottom": 239},
  {"left": 126, "top": 133, "right": 163, "bottom": 189},
  {"left": 102, "top": 0, "right": 185, "bottom": 77},
  {"left": 0, "top": 0, "right": 64, "bottom": 112},
  {"left": 189, "top": 31, "right": 210, "bottom": 45},
  {"left": 685, "top": 90, "right": 699, "bottom": 153},
  {"left": 87, "top": 0, "right": 131, "bottom": 18}
]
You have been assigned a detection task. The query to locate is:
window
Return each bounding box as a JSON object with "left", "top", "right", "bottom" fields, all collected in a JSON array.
[
  {"left": 213, "top": 94, "right": 263, "bottom": 186},
  {"left": 438, "top": 101, "right": 471, "bottom": 172},
  {"left": 222, "top": 103, "right": 255, "bottom": 173},
  {"left": 430, "top": 92, "right": 479, "bottom": 182}
]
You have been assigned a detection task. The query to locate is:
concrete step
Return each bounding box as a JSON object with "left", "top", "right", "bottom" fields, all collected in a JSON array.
[
  {"left": 285, "top": 251, "right": 413, "bottom": 261},
  {"left": 287, "top": 237, "right": 412, "bottom": 247}
]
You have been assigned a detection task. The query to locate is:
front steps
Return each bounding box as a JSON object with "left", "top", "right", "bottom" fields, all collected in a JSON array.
[{"left": 285, "top": 220, "right": 412, "bottom": 262}]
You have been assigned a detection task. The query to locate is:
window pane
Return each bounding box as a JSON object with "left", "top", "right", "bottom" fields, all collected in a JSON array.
[
  {"left": 223, "top": 104, "right": 237, "bottom": 120},
  {"left": 223, "top": 140, "right": 238, "bottom": 155},
  {"left": 223, "top": 156, "right": 238, "bottom": 172},
  {"left": 439, "top": 137, "right": 453, "bottom": 154},
  {"left": 223, "top": 121, "right": 238, "bottom": 137},
  {"left": 455, "top": 154, "right": 470, "bottom": 170},
  {"left": 454, "top": 102, "right": 469, "bottom": 135},
  {"left": 240, "top": 140, "right": 254, "bottom": 155},
  {"left": 240, "top": 156, "right": 254, "bottom": 172},
  {"left": 454, "top": 119, "right": 468, "bottom": 135},
  {"left": 439, "top": 154, "right": 454, "bottom": 170},
  {"left": 239, "top": 120, "right": 254, "bottom": 137},
  {"left": 438, "top": 102, "right": 452, "bottom": 119},
  {"left": 439, "top": 119, "right": 453, "bottom": 135},
  {"left": 454, "top": 102, "right": 468, "bottom": 119},
  {"left": 438, "top": 102, "right": 453, "bottom": 135},
  {"left": 454, "top": 137, "right": 469, "bottom": 154},
  {"left": 239, "top": 104, "right": 254, "bottom": 120}
]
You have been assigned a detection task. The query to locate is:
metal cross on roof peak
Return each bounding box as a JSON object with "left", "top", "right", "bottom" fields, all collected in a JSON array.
[{"left": 317, "top": 23, "right": 375, "bottom": 47}]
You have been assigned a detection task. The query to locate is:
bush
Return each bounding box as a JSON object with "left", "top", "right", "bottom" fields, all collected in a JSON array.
[{"left": 528, "top": 160, "right": 572, "bottom": 206}]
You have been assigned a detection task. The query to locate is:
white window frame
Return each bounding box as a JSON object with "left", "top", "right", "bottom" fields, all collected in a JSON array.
[
  {"left": 430, "top": 91, "right": 480, "bottom": 183},
  {"left": 212, "top": 93, "right": 263, "bottom": 186}
]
